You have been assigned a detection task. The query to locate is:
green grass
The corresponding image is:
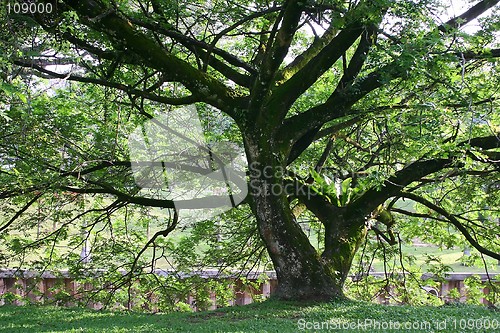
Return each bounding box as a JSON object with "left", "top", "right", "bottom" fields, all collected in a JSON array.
[{"left": 1, "top": 300, "right": 499, "bottom": 332}]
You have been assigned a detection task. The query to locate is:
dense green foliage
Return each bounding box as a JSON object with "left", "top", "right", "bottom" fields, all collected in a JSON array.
[{"left": 0, "top": 0, "right": 499, "bottom": 303}]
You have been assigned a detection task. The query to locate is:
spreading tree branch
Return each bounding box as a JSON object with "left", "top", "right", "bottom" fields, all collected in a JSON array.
[
  {"left": 268, "top": 4, "right": 384, "bottom": 122},
  {"left": 14, "top": 60, "right": 202, "bottom": 106},
  {"left": 0, "top": 192, "right": 43, "bottom": 233},
  {"left": 400, "top": 192, "right": 500, "bottom": 261},
  {"left": 247, "top": 0, "right": 303, "bottom": 120},
  {"left": 58, "top": 0, "right": 242, "bottom": 114},
  {"left": 127, "top": 16, "right": 256, "bottom": 74},
  {"left": 280, "top": 0, "right": 499, "bottom": 158},
  {"left": 438, "top": 0, "right": 500, "bottom": 33}
]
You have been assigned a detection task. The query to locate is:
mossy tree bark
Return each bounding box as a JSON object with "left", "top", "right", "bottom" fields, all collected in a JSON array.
[{"left": 244, "top": 133, "right": 345, "bottom": 300}]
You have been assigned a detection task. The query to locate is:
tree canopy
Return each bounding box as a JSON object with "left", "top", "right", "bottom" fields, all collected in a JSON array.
[{"left": 1, "top": 0, "right": 499, "bottom": 302}]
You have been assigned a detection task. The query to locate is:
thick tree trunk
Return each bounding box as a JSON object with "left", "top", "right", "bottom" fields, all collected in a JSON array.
[
  {"left": 298, "top": 193, "right": 369, "bottom": 294},
  {"left": 245, "top": 135, "right": 352, "bottom": 300},
  {"left": 323, "top": 217, "right": 367, "bottom": 287},
  {"left": 251, "top": 184, "right": 343, "bottom": 300}
]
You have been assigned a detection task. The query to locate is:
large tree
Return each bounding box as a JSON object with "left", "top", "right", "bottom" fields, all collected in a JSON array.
[{"left": 1, "top": 0, "right": 500, "bottom": 301}]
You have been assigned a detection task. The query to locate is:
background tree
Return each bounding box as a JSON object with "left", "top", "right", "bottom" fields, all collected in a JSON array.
[{"left": 1, "top": 0, "right": 499, "bottom": 301}]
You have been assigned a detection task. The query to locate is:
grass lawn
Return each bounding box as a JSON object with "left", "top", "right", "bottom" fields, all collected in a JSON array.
[{"left": 0, "top": 300, "right": 499, "bottom": 332}]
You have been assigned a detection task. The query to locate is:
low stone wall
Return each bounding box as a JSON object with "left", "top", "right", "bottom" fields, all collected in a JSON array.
[
  {"left": 373, "top": 272, "right": 498, "bottom": 305},
  {"left": 0, "top": 269, "right": 278, "bottom": 310},
  {"left": 0, "top": 269, "right": 497, "bottom": 310}
]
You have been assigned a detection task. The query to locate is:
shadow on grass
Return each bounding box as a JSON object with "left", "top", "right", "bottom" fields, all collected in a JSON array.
[{"left": 0, "top": 299, "right": 498, "bottom": 333}]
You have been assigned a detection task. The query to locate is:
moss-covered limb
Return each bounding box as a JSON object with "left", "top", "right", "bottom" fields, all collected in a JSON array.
[
  {"left": 463, "top": 134, "right": 500, "bottom": 150},
  {"left": 345, "top": 134, "right": 500, "bottom": 221},
  {"left": 323, "top": 221, "right": 367, "bottom": 286},
  {"left": 267, "top": 3, "right": 387, "bottom": 123},
  {"left": 291, "top": 182, "right": 367, "bottom": 287},
  {"left": 265, "top": 25, "right": 364, "bottom": 121},
  {"left": 335, "top": 22, "right": 379, "bottom": 92},
  {"left": 275, "top": 23, "right": 339, "bottom": 84},
  {"left": 60, "top": 0, "right": 242, "bottom": 115},
  {"left": 279, "top": 1, "right": 499, "bottom": 154},
  {"left": 126, "top": 16, "right": 254, "bottom": 88},
  {"left": 198, "top": 51, "right": 253, "bottom": 88},
  {"left": 294, "top": 137, "right": 498, "bottom": 234},
  {"left": 279, "top": 61, "right": 402, "bottom": 148},
  {"left": 345, "top": 158, "right": 455, "bottom": 221},
  {"left": 127, "top": 16, "right": 256, "bottom": 75},
  {"left": 59, "top": 31, "right": 134, "bottom": 63},
  {"left": 459, "top": 48, "right": 500, "bottom": 59},
  {"left": 127, "top": 15, "right": 256, "bottom": 88},
  {"left": 286, "top": 116, "right": 363, "bottom": 165},
  {"left": 247, "top": 0, "right": 303, "bottom": 123},
  {"left": 260, "top": 0, "right": 303, "bottom": 78}
]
